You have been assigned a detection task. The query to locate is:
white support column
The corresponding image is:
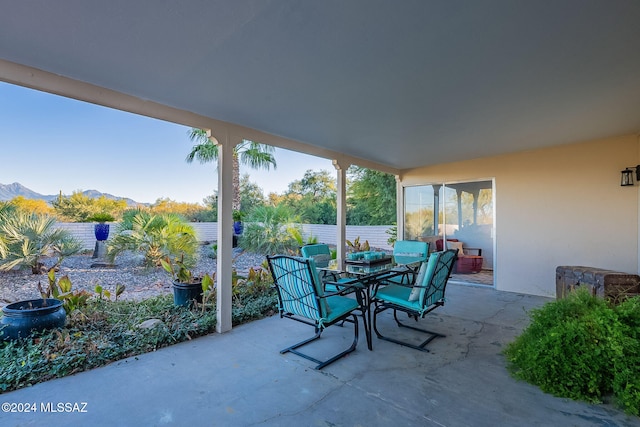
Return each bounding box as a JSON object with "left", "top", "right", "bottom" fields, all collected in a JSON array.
[
  {"left": 215, "top": 132, "right": 235, "bottom": 333},
  {"left": 333, "top": 159, "right": 349, "bottom": 268},
  {"left": 395, "top": 175, "right": 403, "bottom": 241}
]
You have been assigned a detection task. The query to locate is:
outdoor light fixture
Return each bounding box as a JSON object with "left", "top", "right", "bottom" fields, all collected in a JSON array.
[{"left": 621, "top": 166, "right": 640, "bottom": 187}]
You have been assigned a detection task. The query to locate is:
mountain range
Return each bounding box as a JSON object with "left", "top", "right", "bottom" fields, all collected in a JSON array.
[{"left": 0, "top": 182, "right": 142, "bottom": 206}]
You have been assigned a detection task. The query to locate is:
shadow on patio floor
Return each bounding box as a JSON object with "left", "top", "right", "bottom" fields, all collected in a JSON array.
[{"left": 1, "top": 284, "right": 636, "bottom": 426}]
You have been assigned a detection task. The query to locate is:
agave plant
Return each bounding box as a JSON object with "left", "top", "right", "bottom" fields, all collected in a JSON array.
[
  {"left": 107, "top": 211, "right": 198, "bottom": 267},
  {"left": 0, "top": 210, "right": 83, "bottom": 274}
]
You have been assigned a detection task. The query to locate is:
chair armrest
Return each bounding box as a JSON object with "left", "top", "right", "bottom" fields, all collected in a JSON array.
[
  {"left": 323, "top": 278, "right": 360, "bottom": 297},
  {"left": 462, "top": 247, "right": 482, "bottom": 256}
]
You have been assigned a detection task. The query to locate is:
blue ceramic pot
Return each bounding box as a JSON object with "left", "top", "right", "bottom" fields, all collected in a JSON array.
[
  {"left": 233, "top": 221, "right": 244, "bottom": 235},
  {"left": 94, "top": 223, "right": 110, "bottom": 241},
  {"left": 1, "top": 298, "right": 66, "bottom": 340}
]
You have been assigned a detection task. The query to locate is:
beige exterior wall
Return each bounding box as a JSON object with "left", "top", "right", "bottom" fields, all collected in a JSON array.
[{"left": 401, "top": 134, "right": 640, "bottom": 297}]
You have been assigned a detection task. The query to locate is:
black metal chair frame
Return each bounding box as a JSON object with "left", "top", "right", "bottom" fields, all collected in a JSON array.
[
  {"left": 267, "top": 255, "right": 361, "bottom": 370},
  {"left": 372, "top": 249, "right": 458, "bottom": 352}
]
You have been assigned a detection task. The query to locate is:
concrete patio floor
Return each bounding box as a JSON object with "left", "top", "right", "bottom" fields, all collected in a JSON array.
[{"left": 1, "top": 284, "right": 638, "bottom": 427}]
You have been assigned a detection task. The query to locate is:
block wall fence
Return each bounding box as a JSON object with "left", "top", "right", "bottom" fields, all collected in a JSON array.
[{"left": 57, "top": 222, "right": 395, "bottom": 251}]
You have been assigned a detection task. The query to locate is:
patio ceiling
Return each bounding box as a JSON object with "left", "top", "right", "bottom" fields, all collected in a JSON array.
[{"left": 1, "top": 1, "right": 639, "bottom": 170}]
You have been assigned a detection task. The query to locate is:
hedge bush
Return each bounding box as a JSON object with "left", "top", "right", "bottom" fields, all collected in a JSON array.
[{"left": 504, "top": 289, "right": 640, "bottom": 415}]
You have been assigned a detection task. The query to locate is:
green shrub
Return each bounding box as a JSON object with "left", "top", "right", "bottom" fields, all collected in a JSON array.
[
  {"left": 0, "top": 210, "right": 83, "bottom": 273},
  {"left": 107, "top": 211, "right": 198, "bottom": 267},
  {"left": 504, "top": 288, "right": 640, "bottom": 414},
  {"left": 238, "top": 205, "right": 301, "bottom": 255}
]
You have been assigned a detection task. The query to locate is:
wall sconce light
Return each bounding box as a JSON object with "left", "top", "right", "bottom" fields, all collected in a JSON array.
[{"left": 621, "top": 166, "right": 640, "bottom": 186}]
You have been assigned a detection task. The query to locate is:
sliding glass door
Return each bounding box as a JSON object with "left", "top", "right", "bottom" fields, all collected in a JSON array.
[{"left": 404, "top": 180, "right": 494, "bottom": 275}]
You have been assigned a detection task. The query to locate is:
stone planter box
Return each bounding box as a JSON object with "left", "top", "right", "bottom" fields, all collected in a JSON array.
[{"left": 555, "top": 265, "right": 640, "bottom": 304}]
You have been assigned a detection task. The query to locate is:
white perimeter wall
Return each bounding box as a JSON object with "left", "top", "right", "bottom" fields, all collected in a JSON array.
[
  {"left": 401, "top": 134, "right": 640, "bottom": 297},
  {"left": 56, "top": 222, "right": 394, "bottom": 251}
]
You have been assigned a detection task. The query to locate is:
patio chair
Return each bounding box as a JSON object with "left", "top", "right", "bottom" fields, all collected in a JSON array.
[
  {"left": 372, "top": 249, "right": 457, "bottom": 352},
  {"left": 266, "top": 255, "right": 362, "bottom": 369},
  {"left": 387, "top": 240, "right": 429, "bottom": 285},
  {"left": 301, "top": 243, "right": 351, "bottom": 292}
]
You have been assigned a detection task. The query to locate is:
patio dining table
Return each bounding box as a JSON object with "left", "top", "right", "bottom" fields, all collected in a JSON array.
[{"left": 321, "top": 255, "right": 425, "bottom": 350}]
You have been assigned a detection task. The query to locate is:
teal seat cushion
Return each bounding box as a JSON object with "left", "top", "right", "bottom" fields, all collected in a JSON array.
[
  {"left": 324, "top": 295, "right": 359, "bottom": 324},
  {"left": 375, "top": 284, "right": 422, "bottom": 312}
]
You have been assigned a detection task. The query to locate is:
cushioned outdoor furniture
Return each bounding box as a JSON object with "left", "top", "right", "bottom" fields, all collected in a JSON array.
[
  {"left": 266, "top": 255, "right": 362, "bottom": 369},
  {"left": 300, "top": 244, "right": 332, "bottom": 268},
  {"left": 387, "top": 240, "right": 429, "bottom": 285},
  {"left": 300, "top": 243, "right": 351, "bottom": 292},
  {"left": 372, "top": 249, "right": 457, "bottom": 352},
  {"left": 435, "top": 238, "right": 483, "bottom": 274}
]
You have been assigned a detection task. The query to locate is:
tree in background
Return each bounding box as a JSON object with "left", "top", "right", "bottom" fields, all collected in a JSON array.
[
  {"left": 150, "top": 198, "right": 206, "bottom": 220},
  {"left": 280, "top": 169, "right": 336, "bottom": 224},
  {"left": 192, "top": 194, "right": 218, "bottom": 222},
  {"left": 347, "top": 166, "right": 396, "bottom": 225},
  {"left": 51, "top": 191, "right": 128, "bottom": 222},
  {"left": 185, "top": 129, "right": 277, "bottom": 211},
  {"left": 239, "top": 174, "right": 266, "bottom": 214},
  {"left": 7, "top": 196, "right": 54, "bottom": 215}
]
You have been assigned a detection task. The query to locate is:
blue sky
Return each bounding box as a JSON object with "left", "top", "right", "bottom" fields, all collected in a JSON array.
[{"left": 0, "top": 82, "right": 334, "bottom": 204}]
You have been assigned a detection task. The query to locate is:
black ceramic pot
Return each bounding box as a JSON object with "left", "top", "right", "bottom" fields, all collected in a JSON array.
[
  {"left": 172, "top": 281, "right": 203, "bottom": 307},
  {"left": 1, "top": 298, "right": 66, "bottom": 340}
]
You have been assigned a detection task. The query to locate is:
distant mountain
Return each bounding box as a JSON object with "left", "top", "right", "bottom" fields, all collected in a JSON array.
[{"left": 0, "top": 182, "right": 143, "bottom": 206}]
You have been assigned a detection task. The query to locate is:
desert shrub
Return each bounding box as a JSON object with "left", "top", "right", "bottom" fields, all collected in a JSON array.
[
  {"left": 504, "top": 288, "right": 640, "bottom": 414},
  {"left": 610, "top": 297, "right": 640, "bottom": 415},
  {"left": 107, "top": 211, "right": 198, "bottom": 267},
  {"left": 0, "top": 210, "right": 82, "bottom": 273},
  {"left": 238, "top": 205, "right": 301, "bottom": 255}
]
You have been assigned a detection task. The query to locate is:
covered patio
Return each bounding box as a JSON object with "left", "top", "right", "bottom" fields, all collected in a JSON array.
[
  {"left": 1, "top": 3, "right": 640, "bottom": 423},
  {"left": 1, "top": 284, "right": 634, "bottom": 426}
]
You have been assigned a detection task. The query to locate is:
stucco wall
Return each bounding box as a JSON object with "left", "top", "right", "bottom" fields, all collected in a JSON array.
[
  {"left": 57, "top": 222, "right": 394, "bottom": 251},
  {"left": 401, "top": 134, "right": 640, "bottom": 297}
]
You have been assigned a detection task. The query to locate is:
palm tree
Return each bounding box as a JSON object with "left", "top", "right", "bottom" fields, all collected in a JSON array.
[
  {"left": 107, "top": 211, "right": 199, "bottom": 267},
  {"left": 0, "top": 210, "right": 83, "bottom": 274},
  {"left": 185, "top": 129, "right": 277, "bottom": 211}
]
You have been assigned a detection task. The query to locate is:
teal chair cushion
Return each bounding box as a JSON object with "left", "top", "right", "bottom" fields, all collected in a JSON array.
[
  {"left": 374, "top": 284, "right": 423, "bottom": 311},
  {"left": 324, "top": 295, "right": 360, "bottom": 324},
  {"left": 408, "top": 252, "right": 441, "bottom": 301}
]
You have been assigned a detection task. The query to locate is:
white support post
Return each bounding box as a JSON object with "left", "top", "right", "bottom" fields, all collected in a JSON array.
[
  {"left": 216, "top": 132, "right": 235, "bottom": 333},
  {"left": 333, "top": 159, "right": 349, "bottom": 268},
  {"left": 395, "top": 175, "right": 403, "bottom": 241}
]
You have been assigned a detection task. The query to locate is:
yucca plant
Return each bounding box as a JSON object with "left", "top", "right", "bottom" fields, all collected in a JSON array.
[
  {"left": 107, "top": 212, "right": 198, "bottom": 267},
  {"left": 0, "top": 210, "right": 83, "bottom": 274}
]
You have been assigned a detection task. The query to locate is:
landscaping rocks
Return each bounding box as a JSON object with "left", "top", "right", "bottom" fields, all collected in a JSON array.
[{"left": 0, "top": 247, "right": 267, "bottom": 308}]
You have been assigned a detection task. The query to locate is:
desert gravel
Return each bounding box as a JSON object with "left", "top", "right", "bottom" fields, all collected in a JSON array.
[{"left": 0, "top": 246, "right": 267, "bottom": 307}]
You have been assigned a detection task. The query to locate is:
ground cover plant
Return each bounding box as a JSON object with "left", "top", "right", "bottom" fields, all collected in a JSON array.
[
  {"left": 0, "top": 276, "right": 277, "bottom": 393},
  {"left": 504, "top": 288, "right": 640, "bottom": 415}
]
